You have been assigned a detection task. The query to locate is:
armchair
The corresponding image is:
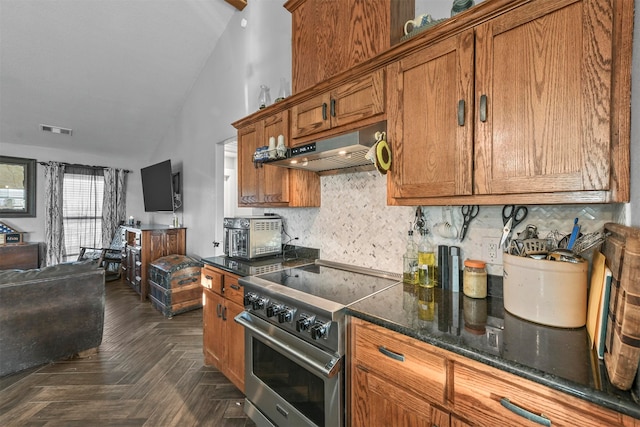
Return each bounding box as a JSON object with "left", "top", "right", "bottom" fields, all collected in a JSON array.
[{"left": 78, "top": 228, "right": 123, "bottom": 281}]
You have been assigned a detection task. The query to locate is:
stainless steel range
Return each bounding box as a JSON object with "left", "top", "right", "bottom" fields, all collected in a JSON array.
[{"left": 235, "top": 260, "right": 400, "bottom": 427}]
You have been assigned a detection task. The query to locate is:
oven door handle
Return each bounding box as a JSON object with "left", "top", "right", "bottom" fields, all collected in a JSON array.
[{"left": 235, "top": 311, "right": 342, "bottom": 379}]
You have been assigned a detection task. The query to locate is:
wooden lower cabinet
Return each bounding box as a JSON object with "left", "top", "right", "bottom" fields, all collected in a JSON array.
[
  {"left": 349, "top": 317, "right": 638, "bottom": 427},
  {"left": 201, "top": 264, "right": 244, "bottom": 393},
  {"left": 352, "top": 365, "right": 450, "bottom": 427}
]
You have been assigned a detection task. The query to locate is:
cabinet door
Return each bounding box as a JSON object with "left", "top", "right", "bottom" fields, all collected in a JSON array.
[
  {"left": 148, "top": 231, "right": 168, "bottom": 262},
  {"left": 352, "top": 366, "right": 449, "bottom": 427},
  {"left": 203, "top": 287, "right": 225, "bottom": 369},
  {"left": 261, "top": 112, "right": 290, "bottom": 204},
  {"left": 237, "top": 122, "right": 261, "bottom": 205},
  {"left": 388, "top": 29, "right": 474, "bottom": 199},
  {"left": 330, "top": 69, "right": 385, "bottom": 129},
  {"left": 224, "top": 300, "right": 245, "bottom": 393},
  {"left": 474, "top": 0, "right": 612, "bottom": 195},
  {"left": 163, "top": 229, "right": 183, "bottom": 255},
  {"left": 292, "top": 70, "right": 385, "bottom": 140},
  {"left": 291, "top": 92, "right": 332, "bottom": 139}
]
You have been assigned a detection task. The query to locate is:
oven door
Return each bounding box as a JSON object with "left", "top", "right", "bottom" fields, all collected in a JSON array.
[
  {"left": 225, "top": 228, "right": 248, "bottom": 258},
  {"left": 235, "top": 311, "right": 343, "bottom": 427}
]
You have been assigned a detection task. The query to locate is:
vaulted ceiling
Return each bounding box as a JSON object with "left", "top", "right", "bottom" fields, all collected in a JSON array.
[{"left": 0, "top": 0, "right": 237, "bottom": 158}]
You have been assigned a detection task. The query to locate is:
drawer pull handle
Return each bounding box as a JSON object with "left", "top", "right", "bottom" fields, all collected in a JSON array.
[
  {"left": 322, "top": 102, "right": 328, "bottom": 121},
  {"left": 222, "top": 306, "right": 227, "bottom": 321},
  {"left": 500, "top": 398, "right": 551, "bottom": 426},
  {"left": 230, "top": 284, "right": 241, "bottom": 291},
  {"left": 205, "top": 275, "right": 213, "bottom": 280},
  {"left": 330, "top": 98, "right": 336, "bottom": 117},
  {"left": 378, "top": 346, "right": 405, "bottom": 362},
  {"left": 457, "top": 99, "right": 465, "bottom": 126},
  {"left": 216, "top": 303, "right": 222, "bottom": 318}
]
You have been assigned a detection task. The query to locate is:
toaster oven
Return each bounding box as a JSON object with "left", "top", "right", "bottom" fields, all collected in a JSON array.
[{"left": 223, "top": 216, "right": 282, "bottom": 260}]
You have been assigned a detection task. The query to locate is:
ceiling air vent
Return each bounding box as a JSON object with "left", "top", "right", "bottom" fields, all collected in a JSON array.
[{"left": 40, "top": 124, "right": 72, "bottom": 136}]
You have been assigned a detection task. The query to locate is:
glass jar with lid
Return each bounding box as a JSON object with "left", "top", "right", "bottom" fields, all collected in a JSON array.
[{"left": 463, "top": 259, "right": 487, "bottom": 298}]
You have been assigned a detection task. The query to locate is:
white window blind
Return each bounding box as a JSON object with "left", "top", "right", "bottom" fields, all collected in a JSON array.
[{"left": 63, "top": 171, "right": 104, "bottom": 261}]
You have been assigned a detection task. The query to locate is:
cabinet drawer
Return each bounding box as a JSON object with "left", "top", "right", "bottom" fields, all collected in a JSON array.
[
  {"left": 453, "top": 362, "right": 626, "bottom": 427},
  {"left": 201, "top": 266, "right": 223, "bottom": 295},
  {"left": 224, "top": 274, "right": 244, "bottom": 306},
  {"left": 351, "top": 318, "right": 448, "bottom": 407}
]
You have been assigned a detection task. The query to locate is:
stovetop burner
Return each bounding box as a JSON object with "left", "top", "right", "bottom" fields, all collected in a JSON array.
[
  {"left": 239, "top": 260, "right": 400, "bottom": 355},
  {"left": 254, "top": 262, "right": 400, "bottom": 306}
]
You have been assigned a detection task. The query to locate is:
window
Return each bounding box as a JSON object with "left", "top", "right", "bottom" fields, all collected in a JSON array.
[
  {"left": 0, "top": 156, "right": 36, "bottom": 217},
  {"left": 62, "top": 167, "right": 104, "bottom": 261}
]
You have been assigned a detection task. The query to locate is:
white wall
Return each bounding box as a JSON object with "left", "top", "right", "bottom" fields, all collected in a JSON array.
[
  {"left": 0, "top": 142, "right": 144, "bottom": 243},
  {"left": 147, "top": 1, "right": 291, "bottom": 258}
]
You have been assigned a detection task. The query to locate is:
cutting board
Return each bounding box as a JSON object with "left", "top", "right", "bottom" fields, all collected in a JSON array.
[
  {"left": 602, "top": 223, "right": 640, "bottom": 390},
  {"left": 586, "top": 251, "right": 606, "bottom": 348}
]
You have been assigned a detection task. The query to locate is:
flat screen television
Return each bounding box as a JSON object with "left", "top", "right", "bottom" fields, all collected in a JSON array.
[{"left": 141, "top": 160, "right": 175, "bottom": 212}]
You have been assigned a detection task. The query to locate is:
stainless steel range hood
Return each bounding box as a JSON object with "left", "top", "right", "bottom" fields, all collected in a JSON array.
[{"left": 268, "top": 122, "right": 386, "bottom": 176}]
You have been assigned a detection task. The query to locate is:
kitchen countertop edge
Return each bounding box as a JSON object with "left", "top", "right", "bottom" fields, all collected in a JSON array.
[{"left": 347, "top": 308, "right": 640, "bottom": 420}]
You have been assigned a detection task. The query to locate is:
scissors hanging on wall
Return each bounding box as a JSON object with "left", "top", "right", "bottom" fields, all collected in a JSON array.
[
  {"left": 459, "top": 205, "right": 479, "bottom": 241},
  {"left": 500, "top": 205, "right": 528, "bottom": 249}
]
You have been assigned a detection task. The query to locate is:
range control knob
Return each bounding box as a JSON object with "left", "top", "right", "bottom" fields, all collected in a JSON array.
[
  {"left": 266, "top": 304, "right": 282, "bottom": 318},
  {"left": 278, "top": 308, "right": 294, "bottom": 323},
  {"left": 296, "top": 315, "right": 314, "bottom": 332},
  {"left": 252, "top": 297, "right": 268, "bottom": 311},
  {"left": 243, "top": 292, "right": 258, "bottom": 307},
  {"left": 310, "top": 322, "right": 329, "bottom": 340}
]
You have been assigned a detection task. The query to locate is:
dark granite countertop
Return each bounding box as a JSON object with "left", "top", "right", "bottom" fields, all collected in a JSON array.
[{"left": 347, "top": 282, "right": 640, "bottom": 419}]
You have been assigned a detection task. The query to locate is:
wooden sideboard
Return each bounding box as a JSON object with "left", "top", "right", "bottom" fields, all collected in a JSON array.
[
  {"left": 0, "top": 243, "right": 40, "bottom": 270},
  {"left": 120, "top": 225, "right": 186, "bottom": 301}
]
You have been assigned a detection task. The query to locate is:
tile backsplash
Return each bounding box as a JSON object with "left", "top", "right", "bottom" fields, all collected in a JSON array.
[{"left": 270, "top": 171, "right": 624, "bottom": 275}]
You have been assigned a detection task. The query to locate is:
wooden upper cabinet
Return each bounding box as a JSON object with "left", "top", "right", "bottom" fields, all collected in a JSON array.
[
  {"left": 291, "top": 69, "right": 385, "bottom": 141},
  {"left": 387, "top": 29, "right": 475, "bottom": 200},
  {"left": 286, "top": 0, "right": 413, "bottom": 94},
  {"left": 473, "top": 0, "right": 613, "bottom": 196},
  {"left": 236, "top": 110, "right": 321, "bottom": 207},
  {"left": 388, "top": 0, "right": 628, "bottom": 205},
  {"left": 237, "top": 112, "right": 290, "bottom": 205}
]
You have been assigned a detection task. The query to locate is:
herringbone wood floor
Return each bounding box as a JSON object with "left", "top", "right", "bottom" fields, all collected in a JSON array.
[{"left": 0, "top": 278, "right": 255, "bottom": 426}]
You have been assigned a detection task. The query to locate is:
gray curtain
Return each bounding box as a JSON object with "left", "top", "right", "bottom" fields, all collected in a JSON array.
[
  {"left": 102, "top": 168, "right": 127, "bottom": 247},
  {"left": 43, "top": 162, "right": 65, "bottom": 266}
]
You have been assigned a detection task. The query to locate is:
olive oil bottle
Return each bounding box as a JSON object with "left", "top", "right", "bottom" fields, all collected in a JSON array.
[
  {"left": 402, "top": 229, "right": 418, "bottom": 285},
  {"left": 418, "top": 230, "right": 436, "bottom": 288}
]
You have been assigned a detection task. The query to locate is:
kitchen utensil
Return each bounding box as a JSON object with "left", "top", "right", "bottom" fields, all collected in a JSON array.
[
  {"left": 435, "top": 207, "right": 458, "bottom": 239},
  {"left": 500, "top": 205, "right": 528, "bottom": 249},
  {"left": 572, "top": 231, "right": 608, "bottom": 255},
  {"left": 522, "top": 239, "right": 547, "bottom": 256},
  {"left": 459, "top": 205, "right": 479, "bottom": 241},
  {"left": 374, "top": 132, "right": 391, "bottom": 174},
  {"left": 546, "top": 248, "right": 584, "bottom": 263},
  {"left": 567, "top": 218, "right": 581, "bottom": 250}
]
